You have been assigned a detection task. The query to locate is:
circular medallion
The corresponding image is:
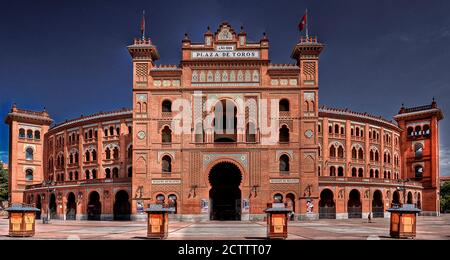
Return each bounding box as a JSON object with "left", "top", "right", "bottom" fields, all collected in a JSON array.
[
  {"left": 137, "top": 131, "right": 146, "bottom": 140},
  {"left": 305, "top": 130, "right": 314, "bottom": 139}
]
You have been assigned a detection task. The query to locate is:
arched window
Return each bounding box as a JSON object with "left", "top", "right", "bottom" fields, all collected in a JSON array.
[
  {"left": 415, "top": 126, "right": 422, "bottom": 137},
  {"left": 85, "top": 170, "right": 91, "bottom": 180},
  {"left": 162, "top": 155, "right": 172, "bottom": 173},
  {"left": 128, "top": 126, "right": 132, "bottom": 135},
  {"left": 128, "top": 167, "right": 132, "bottom": 178},
  {"left": 423, "top": 125, "right": 430, "bottom": 136},
  {"left": 352, "top": 147, "right": 357, "bottom": 159},
  {"left": 105, "top": 168, "right": 111, "bottom": 179},
  {"left": 116, "top": 128, "right": 120, "bottom": 136},
  {"left": 340, "top": 127, "right": 345, "bottom": 135},
  {"left": 112, "top": 168, "right": 119, "bottom": 178},
  {"left": 156, "top": 194, "right": 165, "bottom": 204},
  {"left": 318, "top": 124, "right": 321, "bottom": 133},
  {"left": 19, "top": 129, "right": 26, "bottom": 138},
  {"left": 92, "top": 150, "right": 97, "bottom": 161},
  {"left": 113, "top": 147, "right": 119, "bottom": 160},
  {"left": 352, "top": 168, "right": 357, "bottom": 177},
  {"left": 338, "top": 146, "right": 344, "bottom": 158},
  {"left": 415, "top": 166, "right": 424, "bottom": 179},
  {"left": 375, "top": 151, "right": 379, "bottom": 162},
  {"left": 279, "top": 155, "right": 290, "bottom": 172},
  {"left": 25, "top": 169, "right": 33, "bottom": 181},
  {"left": 358, "top": 148, "right": 364, "bottom": 160},
  {"left": 69, "top": 154, "right": 74, "bottom": 164},
  {"left": 338, "top": 167, "right": 344, "bottom": 177},
  {"left": 85, "top": 151, "right": 91, "bottom": 162},
  {"left": 273, "top": 194, "right": 283, "bottom": 203},
  {"left": 279, "top": 125, "right": 290, "bottom": 143},
  {"left": 27, "top": 130, "right": 33, "bottom": 139},
  {"left": 329, "top": 126, "right": 333, "bottom": 134},
  {"left": 74, "top": 171, "right": 79, "bottom": 180},
  {"left": 162, "top": 100, "right": 172, "bottom": 113},
  {"left": 110, "top": 126, "right": 114, "bottom": 136},
  {"left": 69, "top": 172, "right": 73, "bottom": 181},
  {"left": 356, "top": 127, "right": 360, "bottom": 137},
  {"left": 246, "top": 123, "right": 257, "bottom": 143},
  {"left": 75, "top": 152, "right": 79, "bottom": 164},
  {"left": 375, "top": 170, "right": 380, "bottom": 178},
  {"left": 92, "top": 169, "right": 97, "bottom": 179},
  {"left": 89, "top": 129, "right": 93, "bottom": 139},
  {"left": 330, "top": 146, "right": 336, "bottom": 158},
  {"left": 162, "top": 126, "right": 172, "bottom": 143},
  {"left": 415, "top": 143, "right": 423, "bottom": 158},
  {"left": 370, "top": 150, "right": 374, "bottom": 161},
  {"left": 318, "top": 166, "right": 321, "bottom": 177},
  {"left": 128, "top": 145, "right": 133, "bottom": 159},
  {"left": 279, "top": 99, "right": 290, "bottom": 112},
  {"left": 330, "top": 166, "right": 336, "bottom": 177},
  {"left": 25, "top": 147, "right": 34, "bottom": 161},
  {"left": 104, "top": 129, "right": 109, "bottom": 137},
  {"left": 334, "top": 125, "right": 339, "bottom": 134},
  {"left": 105, "top": 148, "right": 111, "bottom": 160},
  {"left": 370, "top": 169, "right": 374, "bottom": 178},
  {"left": 358, "top": 168, "right": 364, "bottom": 178},
  {"left": 34, "top": 131, "right": 41, "bottom": 140}
]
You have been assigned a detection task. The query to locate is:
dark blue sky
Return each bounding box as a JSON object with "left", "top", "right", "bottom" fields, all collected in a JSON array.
[{"left": 1, "top": 0, "right": 449, "bottom": 174}]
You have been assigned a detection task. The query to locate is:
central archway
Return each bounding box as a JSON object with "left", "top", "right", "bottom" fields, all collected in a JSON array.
[
  {"left": 87, "top": 191, "right": 102, "bottom": 221},
  {"left": 114, "top": 190, "right": 131, "bottom": 221},
  {"left": 209, "top": 162, "right": 243, "bottom": 221},
  {"left": 66, "top": 193, "right": 77, "bottom": 220},
  {"left": 348, "top": 190, "right": 362, "bottom": 219}
]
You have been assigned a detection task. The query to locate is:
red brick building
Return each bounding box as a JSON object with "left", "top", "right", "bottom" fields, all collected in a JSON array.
[{"left": 5, "top": 23, "right": 444, "bottom": 221}]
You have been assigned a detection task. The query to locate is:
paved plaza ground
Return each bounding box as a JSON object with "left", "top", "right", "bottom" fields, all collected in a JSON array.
[{"left": 0, "top": 215, "right": 449, "bottom": 240}]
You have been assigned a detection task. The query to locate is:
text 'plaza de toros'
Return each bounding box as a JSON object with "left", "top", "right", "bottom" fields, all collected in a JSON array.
[{"left": 5, "top": 23, "right": 443, "bottom": 221}]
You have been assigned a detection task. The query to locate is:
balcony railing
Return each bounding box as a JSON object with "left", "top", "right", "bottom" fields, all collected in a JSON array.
[{"left": 319, "top": 176, "right": 422, "bottom": 187}]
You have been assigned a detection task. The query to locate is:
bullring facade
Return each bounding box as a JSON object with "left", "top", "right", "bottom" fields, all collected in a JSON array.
[{"left": 5, "top": 23, "right": 443, "bottom": 221}]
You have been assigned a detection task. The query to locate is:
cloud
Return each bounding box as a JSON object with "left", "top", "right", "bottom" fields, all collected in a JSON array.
[{"left": 440, "top": 146, "right": 450, "bottom": 177}]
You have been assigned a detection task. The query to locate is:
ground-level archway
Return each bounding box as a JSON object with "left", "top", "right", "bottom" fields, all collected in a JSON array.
[
  {"left": 49, "top": 193, "right": 57, "bottom": 219},
  {"left": 66, "top": 192, "right": 77, "bottom": 220},
  {"left": 319, "top": 189, "right": 336, "bottom": 219},
  {"left": 392, "top": 191, "right": 400, "bottom": 207},
  {"left": 209, "top": 162, "right": 242, "bottom": 221},
  {"left": 348, "top": 189, "right": 362, "bottom": 219},
  {"left": 114, "top": 190, "right": 131, "bottom": 221},
  {"left": 35, "top": 195, "right": 42, "bottom": 220},
  {"left": 372, "top": 190, "right": 384, "bottom": 218},
  {"left": 87, "top": 191, "right": 102, "bottom": 221}
]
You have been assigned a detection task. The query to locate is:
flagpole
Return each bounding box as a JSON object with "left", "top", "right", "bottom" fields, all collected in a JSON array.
[
  {"left": 305, "top": 9, "right": 309, "bottom": 39},
  {"left": 142, "top": 10, "right": 146, "bottom": 40}
]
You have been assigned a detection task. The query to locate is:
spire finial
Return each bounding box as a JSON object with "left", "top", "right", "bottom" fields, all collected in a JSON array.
[{"left": 141, "top": 10, "right": 146, "bottom": 40}]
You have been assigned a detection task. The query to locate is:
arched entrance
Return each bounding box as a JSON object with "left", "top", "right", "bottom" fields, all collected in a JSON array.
[
  {"left": 286, "top": 193, "right": 296, "bottom": 221},
  {"left": 87, "top": 191, "right": 102, "bottom": 221},
  {"left": 209, "top": 162, "right": 242, "bottom": 221},
  {"left": 417, "top": 193, "right": 422, "bottom": 209},
  {"left": 392, "top": 191, "right": 400, "bottom": 207},
  {"left": 319, "top": 189, "right": 336, "bottom": 219},
  {"left": 66, "top": 193, "right": 77, "bottom": 220},
  {"left": 35, "top": 195, "right": 42, "bottom": 220},
  {"left": 49, "top": 193, "right": 57, "bottom": 219},
  {"left": 348, "top": 190, "right": 362, "bottom": 219},
  {"left": 114, "top": 190, "right": 131, "bottom": 221},
  {"left": 407, "top": 192, "right": 413, "bottom": 204},
  {"left": 372, "top": 190, "right": 384, "bottom": 218}
]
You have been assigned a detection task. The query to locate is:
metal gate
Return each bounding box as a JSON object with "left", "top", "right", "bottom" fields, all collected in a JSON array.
[
  {"left": 372, "top": 206, "right": 384, "bottom": 218},
  {"left": 319, "top": 205, "right": 336, "bottom": 219},
  {"left": 347, "top": 206, "right": 362, "bottom": 219}
]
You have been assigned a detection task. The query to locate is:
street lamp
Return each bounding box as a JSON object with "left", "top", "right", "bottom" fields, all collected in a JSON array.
[
  {"left": 43, "top": 179, "right": 55, "bottom": 224},
  {"left": 396, "top": 178, "right": 410, "bottom": 207}
]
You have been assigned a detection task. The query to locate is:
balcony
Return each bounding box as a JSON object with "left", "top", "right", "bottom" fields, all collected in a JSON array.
[{"left": 319, "top": 176, "right": 422, "bottom": 188}]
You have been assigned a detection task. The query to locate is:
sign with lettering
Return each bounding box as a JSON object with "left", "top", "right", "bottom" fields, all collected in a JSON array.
[
  {"left": 270, "top": 179, "right": 300, "bottom": 184},
  {"left": 191, "top": 50, "right": 260, "bottom": 60},
  {"left": 152, "top": 179, "right": 182, "bottom": 185}
]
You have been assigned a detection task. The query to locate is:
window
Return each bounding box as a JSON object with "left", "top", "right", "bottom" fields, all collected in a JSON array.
[
  {"left": 75, "top": 152, "right": 79, "bottom": 164},
  {"left": 85, "top": 170, "right": 90, "bottom": 180},
  {"left": 34, "top": 131, "right": 41, "bottom": 140},
  {"left": 330, "top": 166, "right": 336, "bottom": 177},
  {"left": 162, "top": 126, "right": 172, "bottom": 143},
  {"left": 74, "top": 171, "right": 79, "bottom": 180},
  {"left": 128, "top": 167, "right": 132, "bottom": 178},
  {"left": 110, "top": 126, "right": 114, "bottom": 136},
  {"left": 89, "top": 129, "right": 93, "bottom": 139},
  {"left": 25, "top": 169, "right": 33, "bottom": 181},
  {"left": 116, "top": 128, "right": 120, "bottom": 136},
  {"left": 246, "top": 123, "right": 256, "bottom": 143},
  {"left": 338, "top": 146, "right": 344, "bottom": 158},
  {"left": 85, "top": 151, "right": 91, "bottom": 162},
  {"left": 338, "top": 167, "right": 344, "bottom": 177},
  {"left": 352, "top": 148, "right": 357, "bottom": 159},
  {"left": 318, "top": 124, "right": 321, "bottom": 133},
  {"left": 352, "top": 168, "right": 357, "bottom": 177},
  {"left": 128, "top": 145, "right": 133, "bottom": 159},
  {"left": 358, "top": 148, "right": 364, "bottom": 160},
  {"left": 69, "top": 154, "right": 74, "bottom": 164},
  {"left": 375, "top": 170, "right": 379, "bottom": 178},
  {"left": 415, "top": 166, "right": 424, "bottom": 179},
  {"left": 92, "top": 150, "right": 97, "bottom": 161},
  {"left": 105, "top": 168, "right": 111, "bottom": 178},
  {"left": 104, "top": 129, "right": 109, "bottom": 137},
  {"left": 358, "top": 168, "right": 364, "bottom": 178},
  {"left": 273, "top": 194, "right": 283, "bottom": 203},
  {"left": 112, "top": 168, "right": 119, "bottom": 178},
  {"left": 69, "top": 172, "right": 73, "bottom": 181},
  {"left": 279, "top": 155, "right": 290, "bottom": 172},
  {"left": 113, "top": 147, "right": 119, "bottom": 160},
  {"left": 156, "top": 194, "right": 165, "bottom": 204},
  {"left": 92, "top": 169, "right": 97, "bottom": 179},
  {"left": 162, "top": 156, "right": 172, "bottom": 173},
  {"left": 27, "top": 130, "right": 33, "bottom": 139},
  {"left": 128, "top": 126, "right": 132, "bottom": 135},
  {"left": 162, "top": 100, "right": 172, "bottom": 113},
  {"left": 279, "top": 99, "right": 290, "bottom": 112},
  {"left": 334, "top": 125, "right": 339, "bottom": 134},
  {"left": 415, "top": 126, "right": 422, "bottom": 137},
  {"left": 25, "top": 148, "right": 34, "bottom": 161},
  {"left": 370, "top": 169, "right": 374, "bottom": 178},
  {"left": 330, "top": 146, "right": 336, "bottom": 158},
  {"left": 423, "top": 125, "right": 430, "bottom": 136},
  {"left": 105, "top": 148, "right": 111, "bottom": 160},
  {"left": 279, "top": 125, "right": 290, "bottom": 143},
  {"left": 415, "top": 143, "right": 423, "bottom": 158},
  {"left": 375, "top": 151, "right": 379, "bottom": 162},
  {"left": 19, "top": 129, "right": 25, "bottom": 138}
]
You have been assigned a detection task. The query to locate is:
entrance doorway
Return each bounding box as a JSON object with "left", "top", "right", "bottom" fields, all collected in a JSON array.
[
  {"left": 49, "top": 193, "right": 57, "bottom": 219},
  {"left": 209, "top": 162, "right": 242, "bottom": 221},
  {"left": 36, "top": 195, "right": 42, "bottom": 220},
  {"left": 348, "top": 190, "right": 362, "bottom": 219},
  {"left": 114, "top": 190, "right": 131, "bottom": 221},
  {"left": 66, "top": 193, "right": 77, "bottom": 220},
  {"left": 87, "top": 191, "right": 102, "bottom": 221},
  {"left": 372, "top": 190, "right": 384, "bottom": 218},
  {"left": 319, "top": 189, "right": 336, "bottom": 219}
]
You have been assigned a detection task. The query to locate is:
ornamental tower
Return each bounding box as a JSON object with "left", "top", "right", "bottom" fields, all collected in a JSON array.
[
  {"left": 291, "top": 36, "right": 325, "bottom": 220},
  {"left": 395, "top": 100, "right": 444, "bottom": 215},
  {"left": 5, "top": 104, "right": 53, "bottom": 204}
]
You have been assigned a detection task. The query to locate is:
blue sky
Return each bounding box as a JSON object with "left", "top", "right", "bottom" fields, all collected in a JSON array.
[{"left": 0, "top": 0, "right": 449, "bottom": 175}]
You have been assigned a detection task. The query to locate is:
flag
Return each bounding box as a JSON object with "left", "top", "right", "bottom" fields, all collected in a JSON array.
[{"left": 298, "top": 11, "right": 308, "bottom": 32}]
